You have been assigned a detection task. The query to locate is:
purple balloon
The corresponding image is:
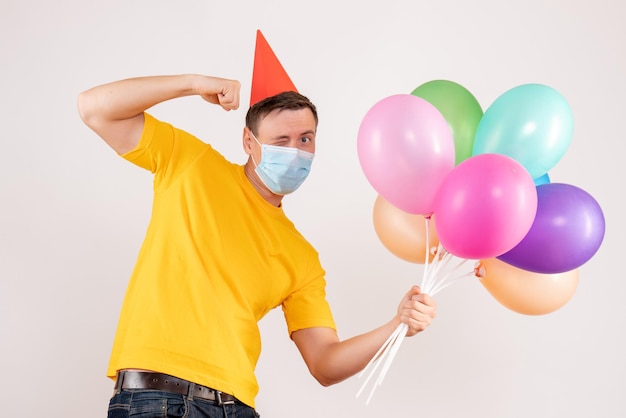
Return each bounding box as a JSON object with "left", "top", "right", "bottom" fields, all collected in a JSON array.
[{"left": 497, "top": 183, "right": 605, "bottom": 274}]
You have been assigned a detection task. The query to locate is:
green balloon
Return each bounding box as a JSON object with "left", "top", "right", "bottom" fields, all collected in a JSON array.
[{"left": 411, "top": 80, "right": 483, "bottom": 165}]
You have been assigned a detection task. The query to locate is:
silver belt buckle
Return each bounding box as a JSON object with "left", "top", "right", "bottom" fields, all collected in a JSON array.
[{"left": 216, "top": 391, "right": 235, "bottom": 405}]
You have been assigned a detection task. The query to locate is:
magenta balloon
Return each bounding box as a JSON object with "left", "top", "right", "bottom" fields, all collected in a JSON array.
[
  {"left": 357, "top": 94, "right": 455, "bottom": 215},
  {"left": 433, "top": 153, "right": 538, "bottom": 259},
  {"left": 497, "top": 183, "right": 605, "bottom": 273}
]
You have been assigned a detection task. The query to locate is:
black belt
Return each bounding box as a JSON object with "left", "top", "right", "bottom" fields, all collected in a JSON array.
[{"left": 115, "top": 370, "right": 238, "bottom": 405}]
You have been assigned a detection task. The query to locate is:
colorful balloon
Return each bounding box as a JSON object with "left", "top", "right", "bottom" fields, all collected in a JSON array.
[
  {"left": 472, "top": 84, "right": 574, "bottom": 179},
  {"left": 372, "top": 195, "right": 439, "bottom": 264},
  {"left": 357, "top": 94, "right": 455, "bottom": 215},
  {"left": 433, "top": 153, "right": 537, "bottom": 260},
  {"left": 498, "top": 183, "right": 605, "bottom": 274},
  {"left": 477, "top": 258, "right": 578, "bottom": 315},
  {"left": 411, "top": 80, "right": 483, "bottom": 165},
  {"left": 534, "top": 172, "right": 551, "bottom": 186}
]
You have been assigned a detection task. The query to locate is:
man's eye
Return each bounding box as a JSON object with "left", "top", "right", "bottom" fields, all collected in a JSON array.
[{"left": 300, "top": 137, "right": 311, "bottom": 143}]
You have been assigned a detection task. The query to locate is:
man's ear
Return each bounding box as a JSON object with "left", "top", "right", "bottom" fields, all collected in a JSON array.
[{"left": 242, "top": 127, "right": 254, "bottom": 155}]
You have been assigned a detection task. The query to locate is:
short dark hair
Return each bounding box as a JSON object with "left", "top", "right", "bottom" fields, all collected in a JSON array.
[{"left": 245, "top": 91, "right": 318, "bottom": 134}]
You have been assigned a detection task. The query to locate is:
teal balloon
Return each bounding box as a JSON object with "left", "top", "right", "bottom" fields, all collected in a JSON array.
[
  {"left": 472, "top": 84, "right": 573, "bottom": 179},
  {"left": 412, "top": 80, "right": 483, "bottom": 165}
]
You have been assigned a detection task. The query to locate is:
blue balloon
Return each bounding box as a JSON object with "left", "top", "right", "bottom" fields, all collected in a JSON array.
[
  {"left": 534, "top": 172, "right": 551, "bottom": 186},
  {"left": 473, "top": 84, "right": 573, "bottom": 179}
]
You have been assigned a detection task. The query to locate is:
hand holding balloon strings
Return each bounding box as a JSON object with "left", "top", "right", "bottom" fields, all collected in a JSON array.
[{"left": 357, "top": 217, "right": 475, "bottom": 405}]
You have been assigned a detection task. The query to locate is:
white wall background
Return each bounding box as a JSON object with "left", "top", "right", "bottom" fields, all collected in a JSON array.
[{"left": 1, "top": 0, "right": 624, "bottom": 417}]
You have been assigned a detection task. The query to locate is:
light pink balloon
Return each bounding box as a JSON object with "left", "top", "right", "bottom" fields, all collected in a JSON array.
[
  {"left": 357, "top": 94, "right": 455, "bottom": 215},
  {"left": 433, "top": 153, "right": 538, "bottom": 260}
]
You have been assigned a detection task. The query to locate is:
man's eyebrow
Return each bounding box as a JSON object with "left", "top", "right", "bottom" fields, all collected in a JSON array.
[{"left": 272, "top": 130, "right": 316, "bottom": 140}]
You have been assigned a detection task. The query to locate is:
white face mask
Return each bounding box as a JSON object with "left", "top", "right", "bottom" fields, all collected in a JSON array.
[{"left": 250, "top": 132, "right": 315, "bottom": 195}]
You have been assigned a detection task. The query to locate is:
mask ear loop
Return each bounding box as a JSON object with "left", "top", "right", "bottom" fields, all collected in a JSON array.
[
  {"left": 251, "top": 153, "right": 260, "bottom": 168},
  {"left": 249, "top": 130, "right": 262, "bottom": 168}
]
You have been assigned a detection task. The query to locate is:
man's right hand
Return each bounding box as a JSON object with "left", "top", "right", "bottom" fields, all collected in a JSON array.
[{"left": 197, "top": 76, "right": 241, "bottom": 111}]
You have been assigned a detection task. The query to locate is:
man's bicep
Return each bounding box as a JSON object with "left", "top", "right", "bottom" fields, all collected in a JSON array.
[{"left": 291, "top": 327, "right": 338, "bottom": 363}]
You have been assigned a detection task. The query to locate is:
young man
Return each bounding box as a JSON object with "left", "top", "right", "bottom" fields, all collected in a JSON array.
[{"left": 77, "top": 72, "right": 436, "bottom": 417}]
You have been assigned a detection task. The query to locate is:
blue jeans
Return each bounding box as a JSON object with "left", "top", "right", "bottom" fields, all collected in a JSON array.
[{"left": 107, "top": 389, "right": 261, "bottom": 418}]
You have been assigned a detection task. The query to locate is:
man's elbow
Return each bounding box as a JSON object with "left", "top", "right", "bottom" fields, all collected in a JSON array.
[
  {"left": 310, "top": 369, "right": 347, "bottom": 387},
  {"left": 77, "top": 90, "right": 96, "bottom": 127}
]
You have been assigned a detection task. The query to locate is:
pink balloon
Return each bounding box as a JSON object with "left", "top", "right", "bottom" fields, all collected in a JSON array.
[
  {"left": 357, "top": 94, "right": 455, "bottom": 215},
  {"left": 433, "top": 154, "right": 538, "bottom": 259}
]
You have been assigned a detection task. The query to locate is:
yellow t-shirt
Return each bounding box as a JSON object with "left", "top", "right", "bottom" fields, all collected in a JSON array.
[{"left": 107, "top": 113, "right": 336, "bottom": 408}]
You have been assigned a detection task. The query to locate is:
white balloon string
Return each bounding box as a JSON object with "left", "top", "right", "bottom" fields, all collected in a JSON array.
[
  {"left": 374, "top": 325, "right": 407, "bottom": 386},
  {"left": 357, "top": 323, "right": 402, "bottom": 380},
  {"left": 429, "top": 270, "right": 475, "bottom": 296},
  {"left": 446, "top": 257, "right": 471, "bottom": 277},
  {"left": 420, "top": 216, "right": 431, "bottom": 288},
  {"left": 356, "top": 323, "right": 407, "bottom": 400},
  {"left": 422, "top": 244, "right": 449, "bottom": 294},
  {"left": 355, "top": 348, "right": 386, "bottom": 399},
  {"left": 429, "top": 257, "right": 465, "bottom": 288},
  {"left": 360, "top": 323, "right": 408, "bottom": 405},
  {"left": 421, "top": 244, "right": 440, "bottom": 293},
  {"left": 432, "top": 246, "right": 450, "bottom": 279},
  {"left": 420, "top": 247, "right": 436, "bottom": 293}
]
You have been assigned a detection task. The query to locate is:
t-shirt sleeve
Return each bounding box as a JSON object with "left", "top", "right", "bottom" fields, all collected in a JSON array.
[
  {"left": 282, "top": 256, "right": 336, "bottom": 336},
  {"left": 120, "top": 113, "right": 208, "bottom": 189}
]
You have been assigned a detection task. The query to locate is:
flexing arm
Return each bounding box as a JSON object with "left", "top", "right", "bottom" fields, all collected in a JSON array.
[
  {"left": 292, "top": 286, "right": 436, "bottom": 386},
  {"left": 77, "top": 75, "right": 241, "bottom": 154}
]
